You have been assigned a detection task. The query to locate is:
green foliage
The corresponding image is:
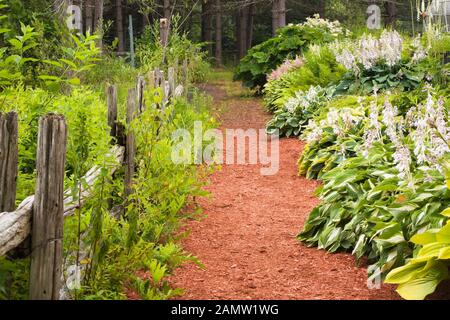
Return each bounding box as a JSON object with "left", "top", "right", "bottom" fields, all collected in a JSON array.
[
  {"left": 235, "top": 17, "right": 346, "bottom": 92},
  {"left": 335, "top": 62, "right": 425, "bottom": 95},
  {"left": 40, "top": 32, "right": 101, "bottom": 91},
  {"left": 266, "top": 86, "right": 334, "bottom": 137},
  {"left": 0, "top": 4, "right": 215, "bottom": 300},
  {"left": 62, "top": 90, "right": 215, "bottom": 300},
  {"left": 385, "top": 165, "right": 450, "bottom": 300},
  {"left": 296, "top": 88, "right": 450, "bottom": 298},
  {"left": 263, "top": 46, "right": 346, "bottom": 113},
  {"left": 136, "top": 16, "right": 210, "bottom": 84},
  {"left": 0, "top": 19, "right": 39, "bottom": 86}
]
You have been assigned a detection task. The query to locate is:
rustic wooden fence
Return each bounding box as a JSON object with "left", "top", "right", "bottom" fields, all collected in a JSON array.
[{"left": 0, "top": 60, "right": 188, "bottom": 299}]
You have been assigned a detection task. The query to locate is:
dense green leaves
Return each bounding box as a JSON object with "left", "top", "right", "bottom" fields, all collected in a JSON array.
[{"left": 234, "top": 18, "right": 345, "bottom": 92}]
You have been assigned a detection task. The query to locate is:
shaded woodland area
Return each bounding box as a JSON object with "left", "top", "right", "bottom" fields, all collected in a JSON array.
[{"left": 53, "top": 0, "right": 417, "bottom": 65}]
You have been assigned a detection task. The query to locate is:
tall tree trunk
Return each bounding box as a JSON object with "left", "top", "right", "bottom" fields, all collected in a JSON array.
[
  {"left": 201, "top": 1, "right": 213, "bottom": 56},
  {"left": 385, "top": 1, "right": 397, "bottom": 27},
  {"left": 85, "top": 0, "right": 94, "bottom": 33},
  {"left": 214, "top": 0, "right": 222, "bottom": 66},
  {"left": 93, "top": 0, "right": 104, "bottom": 48},
  {"left": 235, "top": 10, "right": 241, "bottom": 62},
  {"left": 272, "top": 0, "right": 286, "bottom": 35},
  {"left": 278, "top": 0, "right": 286, "bottom": 29},
  {"left": 246, "top": 4, "right": 255, "bottom": 52},
  {"left": 116, "top": 0, "right": 125, "bottom": 52},
  {"left": 238, "top": 6, "right": 248, "bottom": 59},
  {"left": 272, "top": 0, "right": 279, "bottom": 36},
  {"left": 163, "top": 0, "right": 171, "bottom": 20},
  {"left": 93, "top": 0, "right": 104, "bottom": 32},
  {"left": 319, "top": 0, "right": 326, "bottom": 18}
]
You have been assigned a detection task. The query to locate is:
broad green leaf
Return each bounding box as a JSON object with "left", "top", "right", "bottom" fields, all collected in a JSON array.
[
  {"left": 441, "top": 207, "right": 450, "bottom": 217},
  {"left": 385, "top": 262, "right": 427, "bottom": 284},
  {"left": 436, "top": 222, "right": 450, "bottom": 244},
  {"left": 396, "top": 261, "right": 448, "bottom": 300},
  {"left": 411, "top": 231, "right": 437, "bottom": 245},
  {"left": 412, "top": 243, "right": 449, "bottom": 262},
  {"left": 438, "top": 246, "right": 450, "bottom": 259}
]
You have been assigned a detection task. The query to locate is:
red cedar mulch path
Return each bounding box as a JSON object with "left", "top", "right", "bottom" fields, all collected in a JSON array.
[{"left": 168, "top": 75, "right": 400, "bottom": 300}]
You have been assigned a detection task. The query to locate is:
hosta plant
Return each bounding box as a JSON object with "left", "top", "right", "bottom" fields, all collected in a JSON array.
[
  {"left": 299, "top": 89, "right": 450, "bottom": 282},
  {"left": 385, "top": 161, "right": 450, "bottom": 300},
  {"left": 332, "top": 31, "right": 430, "bottom": 94},
  {"left": 266, "top": 85, "right": 334, "bottom": 137}
]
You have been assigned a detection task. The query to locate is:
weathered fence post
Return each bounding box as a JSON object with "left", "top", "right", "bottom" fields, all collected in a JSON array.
[
  {"left": 168, "top": 67, "right": 175, "bottom": 97},
  {"left": 154, "top": 68, "right": 165, "bottom": 109},
  {"left": 0, "top": 112, "right": 18, "bottom": 213},
  {"left": 128, "top": 14, "right": 135, "bottom": 68},
  {"left": 124, "top": 89, "right": 137, "bottom": 199},
  {"left": 182, "top": 58, "right": 188, "bottom": 89},
  {"left": 29, "top": 114, "right": 67, "bottom": 300},
  {"left": 160, "top": 18, "right": 169, "bottom": 48},
  {"left": 107, "top": 85, "right": 118, "bottom": 140},
  {"left": 136, "top": 76, "right": 145, "bottom": 113},
  {"left": 163, "top": 80, "right": 170, "bottom": 108},
  {"left": 147, "top": 70, "right": 155, "bottom": 90}
]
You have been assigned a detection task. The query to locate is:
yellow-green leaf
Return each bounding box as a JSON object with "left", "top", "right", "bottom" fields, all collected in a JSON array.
[
  {"left": 385, "top": 262, "right": 426, "bottom": 284},
  {"left": 438, "top": 246, "right": 450, "bottom": 260},
  {"left": 411, "top": 231, "right": 437, "bottom": 245},
  {"left": 396, "top": 261, "right": 448, "bottom": 300},
  {"left": 441, "top": 207, "right": 450, "bottom": 217}
]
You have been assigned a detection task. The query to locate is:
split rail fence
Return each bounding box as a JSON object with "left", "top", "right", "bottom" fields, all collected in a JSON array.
[{"left": 0, "top": 52, "right": 189, "bottom": 299}]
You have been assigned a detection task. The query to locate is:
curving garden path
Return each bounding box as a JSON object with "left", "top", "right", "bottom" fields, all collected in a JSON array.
[{"left": 169, "top": 72, "right": 400, "bottom": 300}]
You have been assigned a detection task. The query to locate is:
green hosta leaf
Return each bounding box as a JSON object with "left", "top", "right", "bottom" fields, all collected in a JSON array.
[
  {"left": 441, "top": 207, "right": 450, "bottom": 217},
  {"left": 436, "top": 222, "right": 450, "bottom": 244},
  {"left": 438, "top": 246, "right": 450, "bottom": 259},
  {"left": 385, "top": 261, "right": 427, "bottom": 284},
  {"left": 411, "top": 230, "right": 438, "bottom": 245},
  {"left": 412, "top": 243, "right": 449, "bottom": 263},
  {"left": 352, "top": 234, "right": 366, "bottom": 259},
  {"left": 395, "top": 260, "right": 448, "bottom": 300}
]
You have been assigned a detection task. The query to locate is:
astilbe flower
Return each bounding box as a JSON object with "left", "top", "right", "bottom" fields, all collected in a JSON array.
[{"left": 267, "top": 56, "right": 304, "bottom": 81}]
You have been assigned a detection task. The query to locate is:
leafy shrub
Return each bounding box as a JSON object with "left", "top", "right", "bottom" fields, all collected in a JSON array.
[
  {"left": 136, "top": 17, "right": 210, "bottom": 84},
  {"left": 298, "top": 89, "right": 450, "bottom": 295},
  {"left": 263, "top": 46, "right": 346, "bottom": 113},
  {"left": 266, "top": 86, "right": 334, "bottom": 137},
  {"left": 332, "top": 31, "right": 435, "bottom": 94},
  {"left": 385, "top": 204, "right": 450, "bottom": 300},
  {"left": 234, "top": 15, "right": 347, "bottom": 92}
]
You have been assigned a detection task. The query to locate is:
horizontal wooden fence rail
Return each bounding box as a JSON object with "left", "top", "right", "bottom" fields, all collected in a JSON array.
[{"left": 0, "top": 63, "right": 188, "bottom": 299}]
